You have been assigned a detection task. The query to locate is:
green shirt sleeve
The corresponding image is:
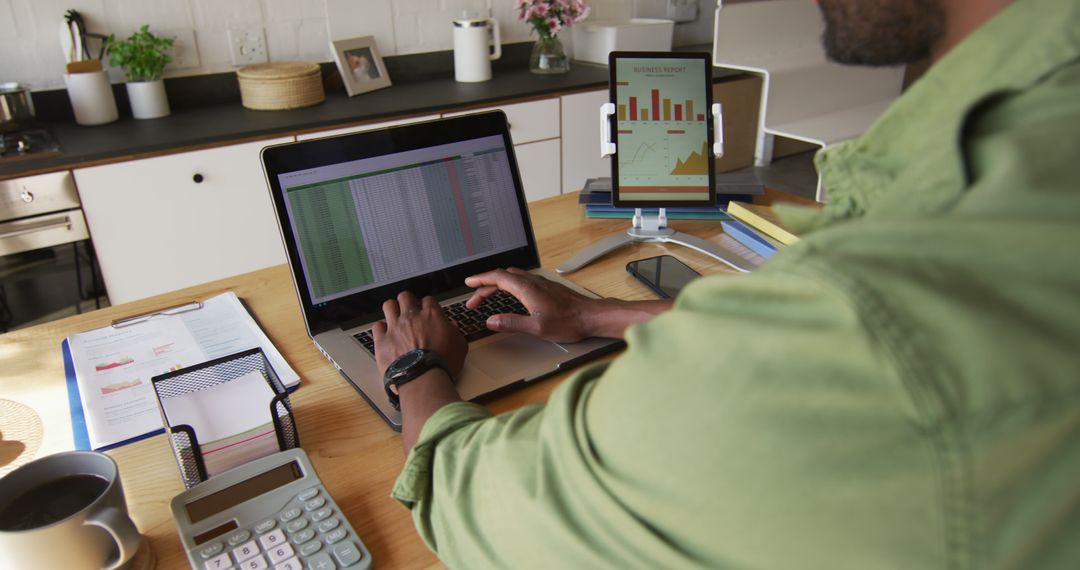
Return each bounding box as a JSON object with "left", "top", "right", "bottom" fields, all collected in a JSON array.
[
  {"left": 391, "top": 265, "right": 950, "bottom": 568},
  {"left": 390, "top": 5, "right": 1080, "bottom": 565}
]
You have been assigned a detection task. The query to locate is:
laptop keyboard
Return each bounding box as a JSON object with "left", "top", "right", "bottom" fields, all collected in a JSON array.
[{"left": 353, "top": 291, "right": 529, "bottom": 355}]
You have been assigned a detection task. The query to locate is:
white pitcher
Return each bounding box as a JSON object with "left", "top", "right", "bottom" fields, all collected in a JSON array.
[{"left": 453, "top": 17, "right": 501, "bottom": 83}]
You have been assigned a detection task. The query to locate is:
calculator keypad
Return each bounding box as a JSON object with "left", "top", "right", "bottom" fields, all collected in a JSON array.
[{"left": 197, "top": 485, "right": 369, "bottom": 570}]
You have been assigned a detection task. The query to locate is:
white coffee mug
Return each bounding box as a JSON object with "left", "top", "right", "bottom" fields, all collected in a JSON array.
[
  {"left": 453, "top": 17, "right": 502, "bottom": 83},
  {"left": 0, "top": 451, "right": 140, "bottom": 570},
  {"left": 63, "top": 71, "right": 119, "bottom": 126}
]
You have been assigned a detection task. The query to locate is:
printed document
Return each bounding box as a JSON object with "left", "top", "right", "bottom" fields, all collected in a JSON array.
[{"left": 66, "top": 291, "right": 299, "bottom": 450}]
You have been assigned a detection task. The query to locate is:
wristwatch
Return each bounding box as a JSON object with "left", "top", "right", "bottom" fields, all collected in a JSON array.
[{"left": 383, "top": 349, "right": 451, "bottom": 411}]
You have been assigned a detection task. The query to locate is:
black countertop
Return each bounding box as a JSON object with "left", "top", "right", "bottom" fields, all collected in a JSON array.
[
  {"left": 1, "top": 44, "right": 737, "bottom": 180},
  {"left": 2, "top": 64, "right": 611, "bottom": 179}
]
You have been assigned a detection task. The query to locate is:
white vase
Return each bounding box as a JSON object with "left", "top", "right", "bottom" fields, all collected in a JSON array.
[{"left": 126, "top": 80, "right": 170, "bottom": 119}]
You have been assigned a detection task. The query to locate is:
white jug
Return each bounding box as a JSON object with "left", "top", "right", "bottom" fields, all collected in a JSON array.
[{"left": 453, "top": 17, "right": 501, "bottom": 83}]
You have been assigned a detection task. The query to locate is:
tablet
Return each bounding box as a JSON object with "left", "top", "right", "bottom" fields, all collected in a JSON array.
[{"left": 608, "top": 52, "right": 715, "bottom": 208}]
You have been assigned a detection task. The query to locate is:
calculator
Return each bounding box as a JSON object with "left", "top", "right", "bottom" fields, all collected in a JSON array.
[{"left": 171, "top": 448, "right": 372, "bottom": 570}]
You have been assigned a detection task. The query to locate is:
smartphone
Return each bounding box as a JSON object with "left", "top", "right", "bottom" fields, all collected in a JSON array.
[{"left": 625, "top": 255, "right": 702, "bottom": 299}]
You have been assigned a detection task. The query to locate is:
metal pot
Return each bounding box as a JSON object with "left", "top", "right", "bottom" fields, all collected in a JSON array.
[{"left": 0, "top": 83, "right": 36, "bottom": 133}]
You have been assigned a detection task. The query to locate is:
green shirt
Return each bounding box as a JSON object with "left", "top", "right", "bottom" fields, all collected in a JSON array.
[{"left": 392, "top": 0, "right": 1080, "bottom": 567}]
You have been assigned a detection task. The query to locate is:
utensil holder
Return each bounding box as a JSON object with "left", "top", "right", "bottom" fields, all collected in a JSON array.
[{"left": 63, "top": 70, "right": 118, "bottom": 126}]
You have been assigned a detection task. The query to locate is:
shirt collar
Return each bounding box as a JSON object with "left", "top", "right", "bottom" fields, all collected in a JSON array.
[{"left": 795, "top": 0, "right": 1080, "bottom": 230}]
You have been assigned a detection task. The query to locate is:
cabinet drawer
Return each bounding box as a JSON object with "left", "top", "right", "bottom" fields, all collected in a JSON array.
[
  {"left": 75, "top": 137, "right": 292, "bottom": 303},
  {"left": 443, "top": 98, "right": 560, "bottom": 145},
  {"left": 296, "top": 114, "right": 440, "bottom": 140},
  {"left": 515, "top": 139, "right": 561, "bottom": 202}
]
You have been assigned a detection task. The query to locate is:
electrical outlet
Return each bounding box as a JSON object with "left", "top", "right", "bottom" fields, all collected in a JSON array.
[
  {"left": 163, "top": 29, "right": 200, "bottom": 70},
  {"left": 227, "top": 28, "right": 268, "bottom": 66}
]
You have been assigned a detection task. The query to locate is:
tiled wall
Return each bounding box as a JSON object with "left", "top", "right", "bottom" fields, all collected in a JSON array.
[{"left": 1, "top": 0, "right": 719, "bottom": 91}]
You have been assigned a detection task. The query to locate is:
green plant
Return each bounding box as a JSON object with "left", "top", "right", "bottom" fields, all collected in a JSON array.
[{"left": 104, "top": 25, "right": 174, "bottom": 82}]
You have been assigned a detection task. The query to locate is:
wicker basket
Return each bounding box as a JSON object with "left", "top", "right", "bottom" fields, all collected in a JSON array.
[{"left": 236, "top": 62, "right": 325, "bottom": 110}]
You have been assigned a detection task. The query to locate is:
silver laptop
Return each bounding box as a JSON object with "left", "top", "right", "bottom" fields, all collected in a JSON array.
[{"left": 261, "top": 112, "right": 621, "bottom": 430}]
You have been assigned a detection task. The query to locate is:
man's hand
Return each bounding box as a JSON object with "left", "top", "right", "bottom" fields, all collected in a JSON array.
[
  {"left": 464, "top": 268, "right": 600, "bottom": 343},
  {"left": 465, "top": 268, "right": 674, "bottom": 342},
  {"left": 372, "top": 291, "right": 468, "bottom": 379}
]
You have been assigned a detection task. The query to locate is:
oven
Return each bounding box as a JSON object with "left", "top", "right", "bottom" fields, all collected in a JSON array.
[{"left": 0, "top": 171, "right": 105, "bottom": 331}]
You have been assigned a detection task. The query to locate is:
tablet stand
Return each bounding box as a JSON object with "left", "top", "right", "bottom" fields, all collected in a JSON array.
[{"left": 556, "top": 103, "right": 755, "bottom": 274}]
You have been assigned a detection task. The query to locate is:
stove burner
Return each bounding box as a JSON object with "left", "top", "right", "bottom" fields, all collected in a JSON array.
[{"left": 0, "top": 129, "right": 61, "bottom": 159}]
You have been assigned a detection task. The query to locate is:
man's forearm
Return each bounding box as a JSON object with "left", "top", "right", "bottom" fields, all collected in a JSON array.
[
  {"left": 584, "top": 298, "right": 674, "bottom": 339},
  {"left": 398, "top": 368, "right": 461, "bottom": 452}
]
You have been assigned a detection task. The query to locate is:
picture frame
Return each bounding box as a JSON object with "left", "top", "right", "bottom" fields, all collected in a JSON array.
[{"left": 331, "top": 36, "right": 392, "bottom": 96}]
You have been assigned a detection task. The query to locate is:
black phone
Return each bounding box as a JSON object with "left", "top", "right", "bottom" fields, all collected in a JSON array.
[{"left": 625, "top": 255, "right": 701, "bottom": 299}]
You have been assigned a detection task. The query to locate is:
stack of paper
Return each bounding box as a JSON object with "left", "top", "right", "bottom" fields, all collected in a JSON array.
[
  {"left": 721, "top": 219, "right": 781, "bottom": 258},
  {"left": 63, "top": 291, "right": 299, "bottom": 451},
  {"left": 726, "top": 201, "right": 801, "bottom": 245},
  {"left": 159, "top": 370, "right": 281, "bottom": 477}
]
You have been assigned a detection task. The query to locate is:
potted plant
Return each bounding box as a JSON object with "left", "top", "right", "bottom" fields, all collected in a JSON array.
[{"left": 104, "top": 25, "right": 174, "bottom": 119}]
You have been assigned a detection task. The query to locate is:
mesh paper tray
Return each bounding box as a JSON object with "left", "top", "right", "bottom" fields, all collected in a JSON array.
[{"left": 151, "top": 347, "right": 299, "bottom": 489}]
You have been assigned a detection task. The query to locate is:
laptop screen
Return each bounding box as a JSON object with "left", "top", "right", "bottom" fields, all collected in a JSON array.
[
  {"left": 262, "top": 112, "right": 541, "bottom": 335},
  {"left": 277, "top": 134, "right": 529, "bottom": 305}
]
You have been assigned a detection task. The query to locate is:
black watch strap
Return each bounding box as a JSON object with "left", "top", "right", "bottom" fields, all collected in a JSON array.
[{"left": 383, "top": 349, "right": 450, "bottom": 411}]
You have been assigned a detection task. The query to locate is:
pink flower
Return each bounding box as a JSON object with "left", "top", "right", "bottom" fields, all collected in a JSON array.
[
  {"left": 518, "top": 0, "right": 589, "bottom": 37},
  {"left": 527, "top": 4, "right": 549, "bottom": 19}
]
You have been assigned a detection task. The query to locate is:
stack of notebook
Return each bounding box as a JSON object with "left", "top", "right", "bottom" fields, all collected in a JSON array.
[
  {"left": 720, "top": 201, "right": 800, "bottom": 258},
  {"left": 579, "top": 175, "right": 765, "bottom": 220}
]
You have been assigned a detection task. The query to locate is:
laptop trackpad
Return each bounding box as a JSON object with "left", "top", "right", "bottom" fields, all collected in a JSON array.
[{"left": 470, "top": 334, "right": 568, "bottom": 380}]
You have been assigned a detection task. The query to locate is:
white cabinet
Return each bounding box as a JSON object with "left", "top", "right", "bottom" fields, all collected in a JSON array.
[
  {"left": 75, "top": 137, "right": 293, "bottom": 303},
  {"left": 560, "top": 89, "right": 611, "bottom": 193},
  {"left": 443, "top": 99, "right": 562, "bottom": 201},
  {"left": 443, "top": 99, "right": 560, "bottom": 145},
  {"left": 296, "top": 114, "right": 440, "bottom": 140},
  {"left": 514, "top": 139, "right": 562, "bottom": 202}
]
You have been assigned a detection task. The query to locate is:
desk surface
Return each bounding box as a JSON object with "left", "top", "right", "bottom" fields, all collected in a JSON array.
[{"left": 0, "top": 190, "right": 808, "bottom": 568}]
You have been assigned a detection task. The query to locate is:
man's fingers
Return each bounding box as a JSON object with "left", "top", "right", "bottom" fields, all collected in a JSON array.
[
  {"left": 382, "top": 298, "right": 400, "bottom": 321},
  {"left": 465, "top": 286, "right": 499, "bottom": 309},
  {"left": 486, "top": 313, "right": 539, "bottom": 337},
  {"left": 464, "top": 269, "right": 504, "bottom": 289},
  {"left": 397, "top": 291, "right": 420, "bottom": 313},
  {"left": 371, "top": 320, "right": 387, "bottom": 341},
  {"left": 421, "top": 295, "right": 442, "bottom": 316},
  {"left": 466, "top": 268, "right": 530, "bottom": 299}
]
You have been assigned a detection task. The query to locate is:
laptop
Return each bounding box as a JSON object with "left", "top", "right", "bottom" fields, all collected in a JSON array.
[{"left": 261, "top": 111, "right": 621, "bottom": 430}]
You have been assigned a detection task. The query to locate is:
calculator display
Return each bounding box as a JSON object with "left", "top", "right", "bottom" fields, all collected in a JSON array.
[{"left": 186, "top": 461, "right": 303, "bottom": 523}]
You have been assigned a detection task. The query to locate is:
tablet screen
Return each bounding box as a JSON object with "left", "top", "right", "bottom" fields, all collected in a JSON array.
[{"left": 610, "top": 53, "right": 714, "bottom": 208}]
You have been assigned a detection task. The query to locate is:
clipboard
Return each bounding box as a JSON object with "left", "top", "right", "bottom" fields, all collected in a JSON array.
[
  {"left": 152, "top": 347, "right": 300, "bottom": 488},
  {"left": 64, "top": 299, "right": 204, "bottom": 451},
  {"left": 63, "top": 291, "right": 300, "bottom": 451},
  {"left": 110, "top": 300, "right": 203, "bottom": 328}
]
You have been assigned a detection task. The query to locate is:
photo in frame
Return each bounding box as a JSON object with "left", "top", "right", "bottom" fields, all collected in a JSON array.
[{"left": 331, "top": 36, "right": 392, "bottom": 96}]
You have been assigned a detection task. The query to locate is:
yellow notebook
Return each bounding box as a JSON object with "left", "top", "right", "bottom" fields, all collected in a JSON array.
[{"left": 726, "top": 201, "right": 800, "bottom": 245}]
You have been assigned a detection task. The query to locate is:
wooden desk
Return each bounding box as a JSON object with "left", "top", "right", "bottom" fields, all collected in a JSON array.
[{"left": 0, "top": 190, "right": 802, "bottom": 568}]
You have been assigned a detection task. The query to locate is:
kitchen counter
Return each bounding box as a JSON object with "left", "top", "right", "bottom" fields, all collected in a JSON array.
[
  {"left": 1, "top": 63, "right": 615, "bottom": 179},
  {"left": 1, "top": 42, "right": 746, "bottom": 180}
]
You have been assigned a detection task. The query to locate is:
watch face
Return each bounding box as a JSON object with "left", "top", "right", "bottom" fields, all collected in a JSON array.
[{"left": 390, "top": 350, "right": 424, "bottom": 375}]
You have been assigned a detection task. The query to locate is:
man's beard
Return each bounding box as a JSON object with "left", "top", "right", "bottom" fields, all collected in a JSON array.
[{"left": 818, "top": 0, "right": 946, "bottom": 66}]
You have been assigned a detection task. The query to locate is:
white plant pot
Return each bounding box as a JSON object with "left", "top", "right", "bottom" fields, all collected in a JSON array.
[{"left": 126, "top": 80, "right": 170, "bottom": 119}]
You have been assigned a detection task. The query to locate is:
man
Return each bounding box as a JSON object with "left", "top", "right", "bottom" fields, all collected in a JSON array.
[{"left": 374, "top": 0, "right": 1080, "bottom": 566}]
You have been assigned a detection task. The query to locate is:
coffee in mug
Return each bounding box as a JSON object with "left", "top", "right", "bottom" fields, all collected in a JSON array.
[{"left": 0, "top": 451, "right": 140, "bottom": 570}]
